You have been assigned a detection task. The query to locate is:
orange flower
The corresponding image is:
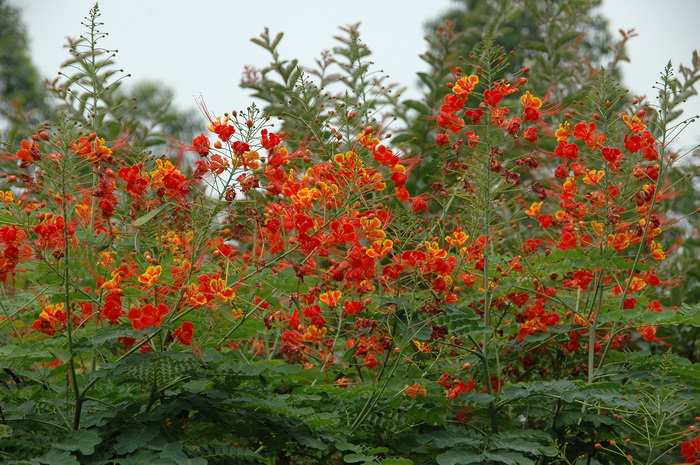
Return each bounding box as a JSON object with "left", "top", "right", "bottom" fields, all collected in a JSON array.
[
  {"left": 446, "top": 231, "right": 469, "bottom": 247},
  {"left": 70, "top": 136, "right": 112, "bottom": 165},
  {"left": 555, "top": 122, "right": 570, "bottom": 141},
  {"left": 319, "top": 290, "right": 342, "bottom": 307},
  {"left": 583, "top": 170, "right": 605, "bottom": 186},
  {"left": 186, "top": 288, "right": 208, "bottom": 308},
  {"left": 209, "top": 278, "right": 236, "bottom": 302},
  {"left": 15, "top": 138, "right": 41, "bottom": 166},
  {"left": 206, "top": 115, "right": 235, "bottom": 142},
  {"left": 413, "top": 341, "right": 431, "bottom": 353},
  {"left": 608, "top": 232, "right": 630, "bottom": 253},
  {"left": 521, "top": 91, "right": 542, "bottom": 121},
  {"left": 291, "top": 187, "right": 319, "bottom": 208},
  {"left": 150, "top": 159, "right": 188, "bottom": 198},
  {"left": 525, "top": 201, "right": 542, "bottom": 218},
  {"left": 446, "top": 380, "right": 475, "bottom": 399},
  {"left": 32, "top": 303, "right": 66, "bottom": 336},
  {"left": 424, "top": 241, "right": 447, "bottom": 259},
  {"left": 650, "top": 241, "right": 665, "bottom": 261},
  {"left": 302, "top": 325, "right": 327, "bottom": 342},
  {"left": 622, "top": 114, "right": 646, "bottom": 133},
  {"left": 366, "top": 239, "right": 393, "bottom": 258},
  {"left": 521, "top": 91, "right": 542, "bottom": 108},
  {"left": 452, "top": 75, "right": 479, "bottom": 96},
  {"left": 402, "top": 383, "right": 427, "bottom": 399},
  {"left": 138, "top": 265, "right": 162, "bottom": 287},
  {"left": 0, "top": 190, "right": 13, "bottom": 203}
]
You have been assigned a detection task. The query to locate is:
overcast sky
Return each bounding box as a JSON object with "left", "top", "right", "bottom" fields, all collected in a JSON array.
[{"left": 10, "top": 0, "right": 700, "bottom": 150}]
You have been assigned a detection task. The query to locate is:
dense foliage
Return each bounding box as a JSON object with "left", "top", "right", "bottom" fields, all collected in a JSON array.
[{"left": 1, "top": 3, "right": 700, "bottom": 464}]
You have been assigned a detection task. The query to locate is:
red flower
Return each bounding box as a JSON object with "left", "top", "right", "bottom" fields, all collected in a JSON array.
[
  {"left": 192, "top": 133, "right": 210, "bottom": 157},
  {"left": 364, "top": 354, "right": 378, "bottom": 370},
  {"left": 554, "top": 140, "right": 579, "bottom": 161},
  {"left": 522, "top": 127, "right": 538, "bottom": 142},
  {"left": 464, "top": 108, "right": 483, "bottom": 124},
  {"left": 343, "top": 300, "right": 364, "bottom": 316},
  {"left": 128, "top": 303, "right": 170, "bottom": 330},
  {"left": 436, "top": 133, "right": 450, "bottom": 146},
  {"left": 261, "top": 129, "right": 282, "bottom": 150},
  {"left": 411, "top": 196, "right": 428, "bottom": 212},
  {"left": 601, "top": 147, "right": 624, "bottom": 171},
  {"left": 207, "top": 116, "right": 235, "bottom": 142},
  {"left": 484, "top": 89, "right": 504, "bottom": 107},
  {"left": 15, "top": 139, "right": 41, "bottom": 166},
  {"left": 172, "top": 321, "right": 195, "bottom": 346},
  {"left": 446, "top": 380, "right": 475, "bottom": 399},
  {"left": 557, "top": 230, "right": 578, "bottom": 250}
]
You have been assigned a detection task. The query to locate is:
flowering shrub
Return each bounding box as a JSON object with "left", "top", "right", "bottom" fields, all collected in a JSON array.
[{"left": 1, "top": 5, "right": 699, "bottom": 465}]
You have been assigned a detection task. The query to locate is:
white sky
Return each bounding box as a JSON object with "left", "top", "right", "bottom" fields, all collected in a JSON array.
[{"left": 9, "top": 0, "right": 700, "bottom": 151}]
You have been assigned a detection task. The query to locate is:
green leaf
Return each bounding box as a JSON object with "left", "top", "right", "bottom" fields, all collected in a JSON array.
[
  {"left": 484, "top": 451, "right": 534, "bottom": 465},
  {"left": 522, "top": 41, "right": 547, "bottom": 52},
  {"left": 491, "top": 438, "right": 553, "bottom": 456},
  {"left": 54, "top": 429, "right": 102, "bottom": 455},
  {"left": 0, "top": 424, "right": 12, "bottom": 438},
  {"left": 47, "top": 347, "right": 72, "bottom": 362},
  {"left": 114, "top": 425, "right": 160, "bottom": 454},
  {"left": 133, "top": 204, "right": 168, "bottom": 227},
  {"left": 37, "top": 450, "right": 80, "bottom": 465},
  {"left": 458, "top": 392, "right": 494, "bottom": 406},
  {"left": 389, "top": 133, "right": 417, "bottom": 144},
  {"left": 436, "top": 450, "right": 484, "bottom": 465},
  {"left": 418, "top": 426, "right": 481, "bottom": 448},
  {"left": 403, "top": 99, "right": 430, "bottom": 114},
  {"left": 159, "top": 442, "right": 207, "bottom": 465},
  {"left": 344, "top": 453, "right": 371, "bottom": 463},
  {"left": 381, "top": 460, "right": 414, "bottom": 465},
  {"left": 0, "top": 345, "right": 23, "bottom": 357}
]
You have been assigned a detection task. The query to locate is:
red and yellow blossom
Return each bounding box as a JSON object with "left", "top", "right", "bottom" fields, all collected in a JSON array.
[
  {"left": 521, "top": 91, "right": 542, "bottom": 121},
  {"left": 451, "top": 75, "right": 479, "bottom": 96},
  {"left": 319, "top": 290, "right": 343, "bottom": 307},
  {"left": 445, "top": 230, "right": 469, "bottom": 247},
  {"left": 138, "top": 265, "right": 162, "bottom": 287},
  {"left": 608, "top": 232, "right": 631, "bottom": 253},
  {"left": 622, "top": 113, "right": 646, "bottom": 133},
  {"left": 32, "top": 303, "right": 67, "bottom": 336},
  {"left": 366, "top": 239, "right": 393, "bottom": 259},
  {"left": 0, "top": 190, "right": 13, "bottom": 203},
  {"left": 402, "top": 383, "right": 427, "bottom": 399},
  {"left": 583, "top": 170, "right": 604, "bottom": 186},
  {"left": 207, "top": 115, "right": 236, "bottom": 142},
  {"left": 555, "top": 122, "right": 570, "bottom": 141},
  {"left": 150, "top": 159, "right": 188, "bottom": 198},
  {"left": 525, "top": 201, "right": 542, "bottom": 218},
  {"left": 650, "top": 241, "right": 665, "bottom": 261},
  {"left": 70, "top": 135, "right": 113, "bottom": 165}
]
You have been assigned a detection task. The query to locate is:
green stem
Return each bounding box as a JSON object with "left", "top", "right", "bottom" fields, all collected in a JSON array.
[{"left": 60, "top": 158, "right": 81, "bottom": 430}]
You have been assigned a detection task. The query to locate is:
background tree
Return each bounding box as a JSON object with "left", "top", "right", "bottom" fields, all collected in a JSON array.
[
  {"left": 1, "top": 1, "right": 200, "bottom": 152},
  {"left": 0, "top": 0, "right": 53, "bottom": 143}
]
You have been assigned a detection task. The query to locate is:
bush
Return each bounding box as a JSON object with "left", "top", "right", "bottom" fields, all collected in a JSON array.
[{"left": 1, "top": 3, "right": 699, "bottom": 465}]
